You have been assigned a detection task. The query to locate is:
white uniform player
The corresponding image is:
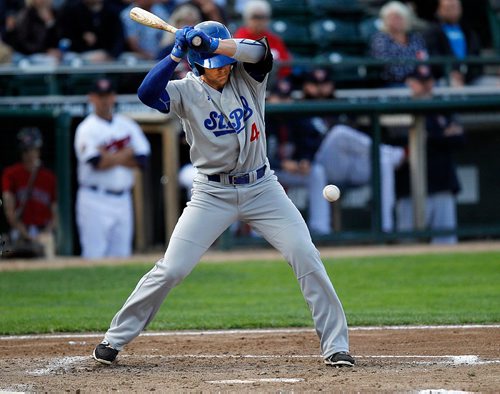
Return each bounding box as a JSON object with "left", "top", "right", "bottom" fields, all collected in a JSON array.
[
  {"left": 75, "top": 78, "right": 151, "bottom": 259},
  {"left": 93, "top": 22, "right": 355, "bottom": 368},
  {"left": 316, "top": 124, "right": 405, "bottom": 233}
]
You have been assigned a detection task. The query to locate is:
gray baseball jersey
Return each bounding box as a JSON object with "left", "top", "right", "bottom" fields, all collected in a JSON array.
[
  {"left": 166, "top": 62, "right": 268, "bottom": 175},
  {"left": 102, "top": 46, "right": 350, "bottom": 361}
]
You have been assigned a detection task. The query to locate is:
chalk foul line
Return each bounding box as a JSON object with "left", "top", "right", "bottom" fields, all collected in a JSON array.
[{"left": 2, "top": 324, "right": 500, "bottom": 341}]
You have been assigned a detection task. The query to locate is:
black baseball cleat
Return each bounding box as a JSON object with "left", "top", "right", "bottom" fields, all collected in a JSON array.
[
  {"left": 324, "top": 351, "right": 355, "bottom": 367},
  {"left": 93, "top": 341, "right": 119, "bottom": 365}
]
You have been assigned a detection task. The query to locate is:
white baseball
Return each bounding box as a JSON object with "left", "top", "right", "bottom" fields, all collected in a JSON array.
[{"left": 323, "top": 184, "right": 340, "bottom": 202}]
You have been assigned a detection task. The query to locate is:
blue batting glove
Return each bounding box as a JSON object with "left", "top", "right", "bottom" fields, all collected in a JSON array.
[
  {"left": 171, "top": 26, "right": 193, "bottom": 59},
  {"left": 186, "top": 29, "right": 220, "bottom": 53}
]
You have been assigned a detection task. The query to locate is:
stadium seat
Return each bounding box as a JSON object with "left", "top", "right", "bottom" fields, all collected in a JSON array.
[
  {"left": 61, "top": 74, "right": 100, "bottom": 95},
  {"left": 6, "top": 74, "right": 60, "bottom": 96},
  {"left": 488, "top": 0, "right": 500, "bottom": 53},
  {"left": 358, "top": 17, "right": 383, "bottom": 43},
  {"left": 314, "top": 51, "right": 365, "bottom": 82},
  {"left": 310, "top": 18, "right": 362, "bottom": 52},
  {"left": 269, "top": 0, "right": 310, "bottom": 16},
  {"left": 307, "top": 0, "right": 363, "bottom": 15},
  {"left": 270, "top": 18, "right": 312, "bottom": 46}
]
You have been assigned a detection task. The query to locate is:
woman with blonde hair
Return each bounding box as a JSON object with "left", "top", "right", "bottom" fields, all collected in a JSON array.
[{"left": 369, "top": 1, "right": 428, "bottom": 86}]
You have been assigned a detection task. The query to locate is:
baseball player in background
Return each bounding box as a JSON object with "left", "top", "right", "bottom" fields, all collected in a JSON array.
[
  {"left": 92, "top": 21, "right": 355, "bottom": 368},
  {"left": 74, "top": 78, "right": 151, "bottom": 259},
  {"left": 2, "top": 127, "right": 57, "bottom": 257}
]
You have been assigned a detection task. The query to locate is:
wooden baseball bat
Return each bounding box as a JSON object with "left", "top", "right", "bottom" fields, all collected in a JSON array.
[{"left": 129, "top": 7, "right": 202, "bottom": 47}]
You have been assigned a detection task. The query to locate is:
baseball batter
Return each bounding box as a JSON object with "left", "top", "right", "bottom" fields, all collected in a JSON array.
[{"left": 93, "top": 21, "right": 355, "bottom": 368}]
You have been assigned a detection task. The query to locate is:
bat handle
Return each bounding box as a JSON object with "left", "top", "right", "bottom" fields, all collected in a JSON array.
[
  {"left": 191, "top": 36, "right": 202, "bottom": 47},
  {"left": 173, "top": 25, "right": 201, "bottom": 47}
]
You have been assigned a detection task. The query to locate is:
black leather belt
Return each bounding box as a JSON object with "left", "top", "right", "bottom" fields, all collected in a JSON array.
[
  {"left": 85, "top": 185, "right": 127, "bottom": 196},
  {"left": 207, "top": 165, "right": 267, "bottom": 185}
]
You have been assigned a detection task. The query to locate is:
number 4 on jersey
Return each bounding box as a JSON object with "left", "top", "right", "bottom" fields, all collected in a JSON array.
[{"left": 250, "top": 122, "right": 260, "bottom": 142}]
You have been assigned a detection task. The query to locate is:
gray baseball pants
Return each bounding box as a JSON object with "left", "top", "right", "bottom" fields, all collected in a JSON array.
[{"left": 104, "top": 173, "right": 349, "bottom": 358}]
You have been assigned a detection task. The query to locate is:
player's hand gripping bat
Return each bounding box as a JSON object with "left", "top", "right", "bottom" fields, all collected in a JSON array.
[{"left": 129, "top": 7, "right": 202, "bottom": 47}]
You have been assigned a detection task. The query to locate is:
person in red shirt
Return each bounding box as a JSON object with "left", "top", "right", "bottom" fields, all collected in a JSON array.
[
  {"left": 2, "top": 127, "right": 57, "bottom": 253},
  {"left": 233, "top": 0, "right": 292, "bottom": 80}
]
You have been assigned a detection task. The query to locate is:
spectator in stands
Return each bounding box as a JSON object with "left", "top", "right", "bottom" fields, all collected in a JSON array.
[
  {"left": 1, "top": 0, "right": 25, "bottom": 36},
  {"left": 120, "top": 0, "right": 170, "bottom": 61},
  {"left": 395, "top": 65, "right": 465, "bottom": 244},
  {"left": 1, "top": 127, "right": 57, "bottom": 258},
  {"left": 59, "top": 0, "right": 125, "bottom": 63},
  {"left": 4, "top": 0, "right": 61, "bottom": 65},
  {"left": 267, "top": 73, "right": 332, "bottom": 235},
  {"left": 423, "top": 0, "right": 482, "bottom": 86},
  {"left": 311, "top": 69, "right": 406, "bottom": 233},
  {"left": 370, "top": 1, "right": 428, "bottom": 87},
  {"left": 234, "top": 0, "right": 292, "bottom": 80}
]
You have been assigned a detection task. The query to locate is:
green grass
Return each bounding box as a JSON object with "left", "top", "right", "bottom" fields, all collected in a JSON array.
[{"left": 0, "top": 251, "right": 499, "bottom": 335}]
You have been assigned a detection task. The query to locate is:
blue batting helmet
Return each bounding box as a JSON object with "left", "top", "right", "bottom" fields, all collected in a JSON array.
[{"left": 187, "top": 21, "right": 236, "bottom": 76}]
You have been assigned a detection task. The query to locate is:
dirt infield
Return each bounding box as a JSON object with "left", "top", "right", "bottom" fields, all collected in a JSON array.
[{"left": 1, "top": 326, "right": 499, "bottom": 392}]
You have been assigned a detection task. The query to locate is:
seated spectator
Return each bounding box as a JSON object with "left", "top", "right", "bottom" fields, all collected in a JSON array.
[
  {"left": 120, "top": 0, "right": 170, "bottom": 61},
  {"left": 4, "top": 0, "right": 61, "bottom": 65},
  {"left": 395, "top": 66, "right": 465, "bottom": 244},
  {"left": 270, "top": 69, "right": 405, "bottom": 234},
  {"left": 1, "top": 0, "right": 25, "bottom": 37},
  {"left": 316, "top": 123, "right": 405, "bottom": 234},
  {"left": 1, "top": 127, "right": 57, "bottom": 258},
  {"left": 233, "top": 0, "right": 292, "bottom": 80},
  {"left": 423, "top": 0, "right": 482, "bottom": 87},
  {"left": 59, "top": 0, "right": 125, "bottom": 63},
  {"left": 304, "top": 69, "right": 404, "bottom": 233},
  {"left": 370, "top": 1, "right": 428, "bottom": 87}
]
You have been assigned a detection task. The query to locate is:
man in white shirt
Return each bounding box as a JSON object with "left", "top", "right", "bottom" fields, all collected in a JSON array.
[{"left": 74, "top": 78, "right": 151, "bottom": 259}]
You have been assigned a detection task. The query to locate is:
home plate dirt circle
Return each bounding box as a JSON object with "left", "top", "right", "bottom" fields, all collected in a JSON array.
[{"left": 0, "top": 325, "right": 499, "bottom": 392}]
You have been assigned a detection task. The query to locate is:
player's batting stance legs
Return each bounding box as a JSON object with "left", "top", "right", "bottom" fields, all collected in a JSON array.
[{"left": 95, "top": 177, "right": 350, "bottom": 366}]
